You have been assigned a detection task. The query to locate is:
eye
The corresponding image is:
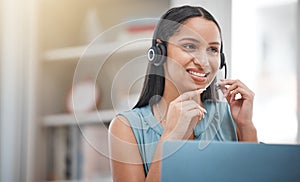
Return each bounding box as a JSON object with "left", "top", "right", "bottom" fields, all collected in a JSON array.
[
  {"left": 182, "top": 43, "right": 197, "bottom": 51},
  {"left": 207, "top": 47, "right": 219, "bottom": 55}
]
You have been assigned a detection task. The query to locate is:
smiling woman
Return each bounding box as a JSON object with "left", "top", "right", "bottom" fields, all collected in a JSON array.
[{"left": 109, "top": 5, "right": 257, "bottom": 182}]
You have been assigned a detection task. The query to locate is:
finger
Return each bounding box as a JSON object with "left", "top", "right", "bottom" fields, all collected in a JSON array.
[
  {"left": 181, "top": 100, "right": 207, "bottom": 113},
  {"left": 175, "top": 89, "right": 206, "bottom": 103},
  {"left": 217, "top": 83, "right": 234, "bottom": 100},
  {"left": 219, "top": 79, "right": 241, "bottom": 86},
  {"left": 223, "top": 86, "right": 240, "bottom": 102},
  {"left": 229, "top": 90, "right": 236, "bottom": 103},
  {"left": 219, "top": 80, "right": 249, "bottom": 98},
  {"left": 230, "top": 86, "right": 254, "bottom": 101},
  {"left": 228, "top": 87, "right": 253, "bottom": 104},
  {"left": 182, "top": 105, "right": 206, "bottom": 117},
  {"left": 220, "top": 79, "right": 251, "bottom": 92},
  {"left": 217, "top": 80, "right": 232, "bottom": 96},
  {"left": 224, "top": 84, "right": 238, "bottom": 98},
  {"left": 187, "top": 108, "right": 205, "bottom": 122}
]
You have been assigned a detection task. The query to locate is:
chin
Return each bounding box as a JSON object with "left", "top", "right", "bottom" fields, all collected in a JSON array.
[
  {"left": 194, "top": 82, "right": 210, "bottom": 89},
  {"left": 182, "top": 84, "right": 206, "bottom": 92}
]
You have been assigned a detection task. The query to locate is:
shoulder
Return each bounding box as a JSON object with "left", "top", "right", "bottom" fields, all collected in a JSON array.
[
  {"left": 109, "top": 107, "right": 143, "bottom": 133},
  {"left": 109, "top": 106, "right": 153, "bottom": 143},
  {"left": 109, "top": 115, "right": 130, "bottom": 133},
  {"left": 109, "top": 115, "right": 137, "bottom": 144},
  {"left": 109, "top": 116, "right": 145, "bottom": 178},
  {"left": 117, "top": 106, "right": 151, "bottom": 128}
]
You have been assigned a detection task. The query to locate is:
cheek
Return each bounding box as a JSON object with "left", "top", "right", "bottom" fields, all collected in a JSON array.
[
  {"left": 165, "top": 58, "right": 187, "bottom": 78},
  {"left": 209, "top": 57, "right": 220, "bottom": 73},
  {"left": 165, "top": 50, "right": 190, "bottom": 77},
  {"left": 167, "top": 46, "right": 191, "bottom": 66},
  {"left": 164, "top": 57, "right": 193, "bottom": 89}
]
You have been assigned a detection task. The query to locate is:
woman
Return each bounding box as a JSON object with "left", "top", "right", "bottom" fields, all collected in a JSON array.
[{"left": 109, "top": 5, "right": 257, "bottom": 182}]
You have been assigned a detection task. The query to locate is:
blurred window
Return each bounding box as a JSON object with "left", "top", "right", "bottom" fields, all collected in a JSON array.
[{"left": 232, "top": 0, "right": 298, "bottom": 143}]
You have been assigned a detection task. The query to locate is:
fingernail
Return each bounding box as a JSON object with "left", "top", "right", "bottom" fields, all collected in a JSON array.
[{"left": 198, "top": 106, "right": 207, "bottom": 114}]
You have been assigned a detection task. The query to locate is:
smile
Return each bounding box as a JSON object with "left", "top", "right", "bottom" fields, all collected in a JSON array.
[{"left": 187, "top": 70, "right": 209, "bottom": 77}]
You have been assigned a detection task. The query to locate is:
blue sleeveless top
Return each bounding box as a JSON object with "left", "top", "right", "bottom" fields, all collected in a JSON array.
[{"left": 118, "top": 100, "right": 238, "bottom": 175}]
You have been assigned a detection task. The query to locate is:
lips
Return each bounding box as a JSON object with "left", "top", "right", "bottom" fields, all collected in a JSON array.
[{"left": 187, "top": 69, "right": 210, "bottom": 82}]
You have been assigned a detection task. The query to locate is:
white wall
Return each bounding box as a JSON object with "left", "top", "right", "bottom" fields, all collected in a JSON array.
[
  {"left": 1, "top": 0, "right": 23, "bottom": 180},
  {"left": 232, "top": 0, "right": 298, "bottom": 143},
  {"left": 0, "top": 0, "right": 38, "bottom": 181}
]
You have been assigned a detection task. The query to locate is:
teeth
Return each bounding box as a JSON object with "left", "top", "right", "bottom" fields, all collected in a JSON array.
[{"left": 188, "top": 70, "right": 206, "bottom": 77}]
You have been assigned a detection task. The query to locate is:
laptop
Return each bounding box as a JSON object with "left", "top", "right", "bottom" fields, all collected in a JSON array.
[{"left": 161, "top": 141, "right": 300, "bottom": 182}]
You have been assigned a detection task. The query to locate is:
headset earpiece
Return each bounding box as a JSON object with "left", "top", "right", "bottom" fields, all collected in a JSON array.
[
  {"left": 220, "top": 52, "right": 227, "bottom": 79},
  {"left": 147, "top": 43, "right": 167, "bottom": 66},
  {"left": 220, "top": 52, "right": 225, "bottom": 69}
]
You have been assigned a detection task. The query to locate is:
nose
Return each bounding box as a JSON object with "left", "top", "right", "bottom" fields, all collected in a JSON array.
[{"left": 192, "top": 51, "right": 209, "bottom": 67}]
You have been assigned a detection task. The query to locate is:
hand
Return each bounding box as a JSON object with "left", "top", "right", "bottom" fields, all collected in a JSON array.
[
  {"left": 162, "top": 89, "right": 207, "bottom": 140},
  {"left": 218, "top": 79, "right": 255, "bottom": 128}
]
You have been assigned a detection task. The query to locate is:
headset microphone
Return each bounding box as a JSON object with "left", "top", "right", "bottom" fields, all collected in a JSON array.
[{"left": 220, "top": 52, "right": 227, "bottom": 79}]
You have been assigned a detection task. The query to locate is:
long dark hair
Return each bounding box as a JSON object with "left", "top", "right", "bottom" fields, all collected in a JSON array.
[{"left": 134, "top": 5, "right": 223, "bottom": 108}]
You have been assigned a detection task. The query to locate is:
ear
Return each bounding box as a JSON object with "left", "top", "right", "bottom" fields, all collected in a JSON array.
[{"left": 156, "top": 39, "right": 163, "bottom": 44}]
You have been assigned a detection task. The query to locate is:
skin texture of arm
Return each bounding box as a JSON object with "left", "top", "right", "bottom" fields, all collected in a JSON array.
[
  {"left": 109, "top": 116, "right": 170, "bottom": 182},
  {"left": 219, "top": 79, "right": 258, "bottom": 142},
  {"left": 109, "top": 116, "right": 146, "bottom": 182},
  {"left": 109, "top": 89, "right": 206, "bottom": 182}
]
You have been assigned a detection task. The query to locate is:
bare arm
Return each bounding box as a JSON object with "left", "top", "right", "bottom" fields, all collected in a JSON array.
[
  {"left": 109, "top": 116, "right": 146, "bottom": 182},
  {"left": 219, "top": 79, "right": 258, "bottom": 142},
  {"left": 109, "top": 116, "right": 191, "bottom": 181},
  {"left": 109, "top": 89, "right": 206, "bottom": 181},
  {"left": 109, "top": 117, "right": 175, "bottom": 182}
]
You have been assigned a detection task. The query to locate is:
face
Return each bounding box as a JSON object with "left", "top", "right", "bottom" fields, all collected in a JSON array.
[{"left": 164, "top": 17, "right": 221, "bottom": 94}]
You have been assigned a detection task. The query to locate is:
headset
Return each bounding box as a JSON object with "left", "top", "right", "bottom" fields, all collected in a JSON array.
[
  {"left": 147, "top": 40, "right": 167, "bottom": 67},
  {"left": 147, "top": 26, "right": 227, "bottom": 79},
  {"left": 219, "top": 45, "right": 227, "bottom": 79}
]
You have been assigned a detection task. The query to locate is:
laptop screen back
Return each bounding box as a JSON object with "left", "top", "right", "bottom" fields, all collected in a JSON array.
[{"left": 161, "top": 141, "right": 300, "bottom": 182}]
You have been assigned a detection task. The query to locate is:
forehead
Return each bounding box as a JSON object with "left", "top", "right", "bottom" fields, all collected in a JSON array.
[{"left": 171, "top": 17, "right": 221, "bottom": 42}]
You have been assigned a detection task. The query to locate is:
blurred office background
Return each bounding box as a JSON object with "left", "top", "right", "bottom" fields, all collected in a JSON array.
[{"left": 0, "top": 0, "right": 299, "bottom": 181}]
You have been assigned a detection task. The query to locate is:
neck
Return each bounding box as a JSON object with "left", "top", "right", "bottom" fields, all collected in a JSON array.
[
  {"left": 152, "top": 80, "right": 177, "bottom": 126},
  {"left": 162, "top": 78, "right": 182, "bottom": 105}
]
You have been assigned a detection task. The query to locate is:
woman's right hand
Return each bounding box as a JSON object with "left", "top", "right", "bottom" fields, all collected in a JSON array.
[{"left": 162, "top": 89, "right": 207, "bottom": 140}]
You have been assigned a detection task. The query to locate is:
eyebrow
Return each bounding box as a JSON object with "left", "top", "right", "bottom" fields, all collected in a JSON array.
[{"left": 178, "top": 37, "right": 221, "bottom": 45}]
